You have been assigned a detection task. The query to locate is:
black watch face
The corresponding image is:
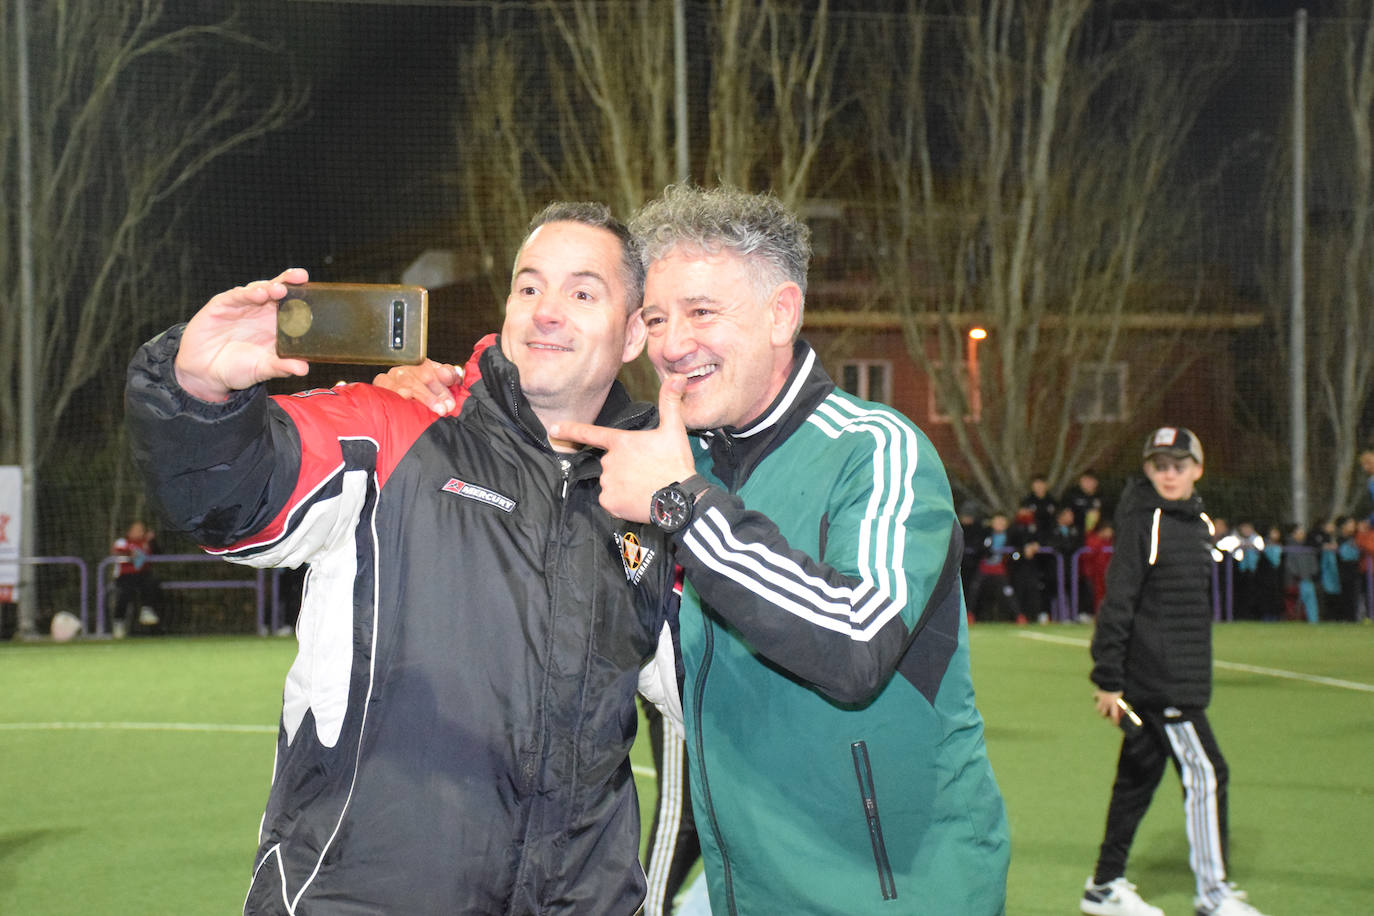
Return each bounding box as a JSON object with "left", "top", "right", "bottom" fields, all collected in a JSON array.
[{"left": 651, "top": 486, "right": 692, "bottom": 533}]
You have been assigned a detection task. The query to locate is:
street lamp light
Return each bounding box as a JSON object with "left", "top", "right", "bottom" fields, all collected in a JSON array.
[{"left": 967, "top": 327, "right": 986, "bottom": 420}]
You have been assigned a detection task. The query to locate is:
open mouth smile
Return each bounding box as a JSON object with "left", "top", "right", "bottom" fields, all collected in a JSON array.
[{"left": 683, "top": 364, "right": 717, "bottom": 382}]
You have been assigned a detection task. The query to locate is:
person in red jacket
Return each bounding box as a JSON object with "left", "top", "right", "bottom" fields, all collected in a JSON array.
[
  {"left": 1081, "top": 521, "right": 1114, "bottom": 617},
  {"left": 110, "top": 521, "right": 160, "bottom": 638}
]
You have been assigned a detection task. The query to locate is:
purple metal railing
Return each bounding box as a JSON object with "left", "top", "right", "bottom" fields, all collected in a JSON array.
[{"left": 95, "top": 553, "right": 270, "bottom": 636}]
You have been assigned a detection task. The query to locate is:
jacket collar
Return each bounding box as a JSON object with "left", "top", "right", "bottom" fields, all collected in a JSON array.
[
  {"left": 698, "top": 339, "right": 834, "bottom": 490},
  {"left": 467, "top": 334, "right": 654, "bottom": 452}
]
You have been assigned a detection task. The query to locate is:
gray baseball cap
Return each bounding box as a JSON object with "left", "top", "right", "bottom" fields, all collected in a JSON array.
[{"left": 1143, "top": 427, "right": 1203, "bottom": 465}]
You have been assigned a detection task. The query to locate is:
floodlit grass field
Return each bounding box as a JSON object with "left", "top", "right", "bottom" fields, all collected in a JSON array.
[{"left": 2, "top": 623, "right": 1369, "bottom": 914}]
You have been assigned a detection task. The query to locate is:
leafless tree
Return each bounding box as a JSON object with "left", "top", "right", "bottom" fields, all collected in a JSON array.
[
  {"left": 846, "top": 1, "right": 1235, "bottom": 511},
  {"left": 452, "top": 2, "right": 677, "bottom": 306},
  {"left": 706, "top": 0, "right": 848, "bottom": 205},
  {"left": 449, "top": 0, "right": 847, "bottom": 393},
  {"left": 0, "top": 0, "right": 304, "bottom": 471},
  {"left": 1290, "top": 7, "right": 1374, "bottom": 517}
]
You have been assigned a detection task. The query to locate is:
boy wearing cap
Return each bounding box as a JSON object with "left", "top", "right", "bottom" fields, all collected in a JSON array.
[{"left": 1080, "top": 428, "right": 1268, "bottom": 916}]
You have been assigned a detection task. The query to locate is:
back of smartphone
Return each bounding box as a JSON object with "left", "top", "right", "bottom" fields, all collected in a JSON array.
[{"left": 277, "top": 283, "right": 427, "bottom": 365}]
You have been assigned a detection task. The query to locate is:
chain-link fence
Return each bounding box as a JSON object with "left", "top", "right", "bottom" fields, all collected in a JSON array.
[{"left": 5, "top": 1, "right": 1372, "bottom": 632}]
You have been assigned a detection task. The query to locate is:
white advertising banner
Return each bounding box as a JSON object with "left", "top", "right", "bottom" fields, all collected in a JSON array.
[{"left": 0, "top": 466, "right": 21, "bottom": 603}]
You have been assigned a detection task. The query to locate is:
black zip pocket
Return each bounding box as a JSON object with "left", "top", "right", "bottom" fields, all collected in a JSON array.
[{"left": 851, "top": 740, "right": 898, "bottom": 900}]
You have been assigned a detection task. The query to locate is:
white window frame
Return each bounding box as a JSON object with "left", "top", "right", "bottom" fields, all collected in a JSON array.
[
  {"left": 926, "top": 360, "right": 979, "bottom": 423},
  {"left": 1071, "top": 362, "right": 1128, "bottom": 423},
  {"left": 838, "top": 359, "right": 893, "bottom": 404}
]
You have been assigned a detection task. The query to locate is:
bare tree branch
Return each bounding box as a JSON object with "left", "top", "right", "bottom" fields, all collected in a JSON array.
[{"left": 0, "top": 0, "right": 306, "bottom": 469}]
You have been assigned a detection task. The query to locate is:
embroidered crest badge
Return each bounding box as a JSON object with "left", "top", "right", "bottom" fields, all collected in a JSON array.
[{"left": 614, "top": 530, "right": 656, "bottom": 585}]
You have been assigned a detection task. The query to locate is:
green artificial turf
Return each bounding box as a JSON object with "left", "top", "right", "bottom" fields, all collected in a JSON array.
[{"left": 1, "top": 624, "right": 1369, "bottom": 914}]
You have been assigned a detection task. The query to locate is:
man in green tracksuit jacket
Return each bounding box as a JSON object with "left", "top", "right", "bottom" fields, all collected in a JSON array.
[{"left": 555, "top": 184, "right": 1010, "bottom": 915}]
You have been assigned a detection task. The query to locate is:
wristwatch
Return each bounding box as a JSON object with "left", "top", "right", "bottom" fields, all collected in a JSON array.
[{"left": 649, "top": 475, "right": 710, "bottom": 534}]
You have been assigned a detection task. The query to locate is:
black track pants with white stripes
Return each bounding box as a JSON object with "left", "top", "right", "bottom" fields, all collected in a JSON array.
[
  {"left": 641, "top": 697, "right": 701, "bottom": 916},
  {"left": 1093, "top": 707, "right": 1232, "bottom": 907}
]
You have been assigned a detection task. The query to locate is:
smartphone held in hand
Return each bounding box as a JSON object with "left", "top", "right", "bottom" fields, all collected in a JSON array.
[
  {"left": 277, "top": 283, "right": 427, "bottom": 365},
  {"left": 1115, "top": 697, "right": 1144, "bottom": 738}
]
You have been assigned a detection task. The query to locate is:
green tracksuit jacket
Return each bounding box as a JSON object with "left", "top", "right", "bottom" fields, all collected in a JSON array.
[{"left": 672, "top": 341, "right": 1009, "bottom": 915}]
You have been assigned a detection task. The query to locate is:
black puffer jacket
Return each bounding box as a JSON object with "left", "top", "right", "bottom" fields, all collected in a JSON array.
[
  {"left": 1090, "top": 476, "right": 1214, "bottom": 710},
  {"left": 126, "top": 328, "right": 673, "bottom": 915}
]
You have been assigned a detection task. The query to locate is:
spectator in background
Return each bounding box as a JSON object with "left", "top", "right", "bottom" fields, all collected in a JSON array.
[
  {"left": 972, "top": 513, "right": 1020, "bottom": 622},
  {"left": 1022, "top": 473, "right": 1058, "bottom": 533},
  {"left": 1020, "top": 476, "right": 1058, "bottom": 622},
  {"left": 1226, "top": 520, "right": 1264, "bottom": 620},
  {"left": 1333, "top": 516, "right": 1362, "bottom": 623},
  {"left": 1284, "top": 523, "right": 1319, "bottom": 623},
  {"left": 110, "top": 520, "right": 161, "bottom": 639},
  {"left": 1356, "top": 518, "right": 1374, "bottom": 621},
  {"left": 1257, "top": 524, "right": 1286, "bottom": 622},
  {"left": 1210, "top": 517, "right": 1230, "bottom": 553},
  {"left": 959, "top": 504, "right": 988, "bottom": 604},
  {"left": 1044, "top": 505, "right": 1086, "bottom": 621},
  {"left": 1009, "top": 507, "right": 1049, "bottom": 623},
  {"left": 1360, "top": 447, "right": 1374, "bottom": 523},
  {"left": 1064, "top": 469, "right": 1105, "bottom": 534},
  {"left": 1081, "top": 521, "right": 1114, "bottom": 617},
  {"left": 1316, "top": 519, "right": 1342, "bottom": 621}
]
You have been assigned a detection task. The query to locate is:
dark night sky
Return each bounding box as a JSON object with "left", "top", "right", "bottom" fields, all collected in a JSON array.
[
  {"left": 188, "top": 1, "right": 465, "bottom": 301},
  {"left": 181, "top": 0, "right": 1339, "bottom": 306}
]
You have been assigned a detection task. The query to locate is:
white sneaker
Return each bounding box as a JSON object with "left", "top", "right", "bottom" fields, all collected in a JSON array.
[
  {"left": 1195, "top": 890, "right": 1267, "bottom": 916},
  {"left": 138, "top": 606, "right": 159, "bottom": 626},
  {"left": 1081, "top": 876, "right": 1165, "bottom": 916},
  {"left": 112, "top": 620, "right": 128, "bottom": 639}
]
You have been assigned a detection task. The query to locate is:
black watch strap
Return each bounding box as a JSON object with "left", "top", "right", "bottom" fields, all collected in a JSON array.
[{"left": 680, "top": 474, "right": 711, "bottom": 501}]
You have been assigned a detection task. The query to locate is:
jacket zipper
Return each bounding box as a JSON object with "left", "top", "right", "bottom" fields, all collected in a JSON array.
[
  {"left": 691, "top": 466, "right": 739, "bottom": 913},
  {"left": 511, "top": 455, "right": 574, "bottom": 911},
  {"left": 691, "top": 618, "right": 740, "bottom": 914},
  {"left": 851, "top": 740, "right": 898, "bottom": 900}
]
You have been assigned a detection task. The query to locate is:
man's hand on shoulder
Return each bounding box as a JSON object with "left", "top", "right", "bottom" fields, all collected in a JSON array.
[
  {"left": 373, "top": 358, "right": 464, "bottom": 415},
  {"left": 174, "top": 268, "right": 312, "bottom": 403}
]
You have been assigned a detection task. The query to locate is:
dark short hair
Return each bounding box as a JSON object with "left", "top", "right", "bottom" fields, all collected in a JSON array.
[{"left": 522, "top": 201, "right": 645, "bottom": 312}]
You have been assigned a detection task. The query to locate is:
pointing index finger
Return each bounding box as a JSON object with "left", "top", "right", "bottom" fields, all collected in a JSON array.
[{"left": 549, "top": 420, "right": 619, "bottom": 451}]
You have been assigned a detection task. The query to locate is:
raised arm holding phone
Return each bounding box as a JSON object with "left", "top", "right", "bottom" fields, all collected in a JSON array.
[{"left": 126, "top": 204, "right": 677, "bottom": 915}]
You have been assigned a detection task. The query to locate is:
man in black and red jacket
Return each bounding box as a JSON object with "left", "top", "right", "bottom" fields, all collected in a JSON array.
[{"left": 125, "top": 203, "right": 676, "bottom": 915}]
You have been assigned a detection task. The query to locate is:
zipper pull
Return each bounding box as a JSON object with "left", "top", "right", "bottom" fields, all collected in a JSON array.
[{"left": 559, "top": 457, "right": 572, "bottom": 499}]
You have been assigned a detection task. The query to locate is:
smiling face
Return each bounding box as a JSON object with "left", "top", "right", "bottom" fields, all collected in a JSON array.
[
  {"left": 500, "top": 220, "right": 645, "bottom": 424},
  {"left": 1143, "top": 453, "right": 1202, "bottom": 502},
  {"left": 641, "top": 248, "right": 800, "bottom": 431}
]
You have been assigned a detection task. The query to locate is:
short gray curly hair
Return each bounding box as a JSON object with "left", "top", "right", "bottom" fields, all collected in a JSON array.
[{"left": 630, "top": 185, "right": 811, "bottom": 302}]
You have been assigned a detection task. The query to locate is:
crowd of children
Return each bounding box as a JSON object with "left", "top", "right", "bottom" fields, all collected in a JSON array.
[{"left": 959, "top": 471, "right": 1374, "bottom": 627}]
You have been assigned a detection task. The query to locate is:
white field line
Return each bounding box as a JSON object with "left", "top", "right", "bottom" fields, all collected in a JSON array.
[
  {"left": 0, "top": 721, "right": 277, "bottom": 733},
  {"left": 0, "top": 720, "right": 662, "bottom": 780},
  {"left": 1015, "top": 629, "right": 1374, "bottom": 693}
]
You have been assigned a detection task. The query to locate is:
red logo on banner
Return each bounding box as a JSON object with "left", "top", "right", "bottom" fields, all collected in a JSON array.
[{"left": 0, "top": 513, "right": 10, "bottom": 544}]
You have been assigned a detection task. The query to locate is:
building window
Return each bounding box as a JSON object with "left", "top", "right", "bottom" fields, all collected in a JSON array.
[
  {"left": 926, "top": 361, "right": 977, "bottom": 423},
  {"left": 1071, "top": 362, "right": 1127, "bottom": 422},
  {"left": 839, "top": 359, "right": 892, "bottom": 404}
]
